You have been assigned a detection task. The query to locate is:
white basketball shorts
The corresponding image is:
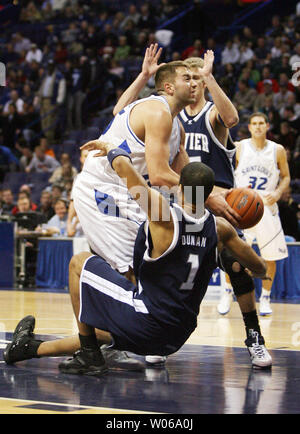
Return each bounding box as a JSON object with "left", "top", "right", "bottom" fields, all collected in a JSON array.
[
  {"left": 72, "top": 174, "right": 146, "bottom": 273},
  {"left": 243, "top": 204, "right": 288, "bottom": 261}
]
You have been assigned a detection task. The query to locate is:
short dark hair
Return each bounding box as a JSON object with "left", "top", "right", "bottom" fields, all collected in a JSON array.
[
  {"left": 155, "top": 61, "right": 186, "bottom": 92},
  {"left": 248, "top": 112, "right": 269, "bottom": 123},
  {"left": 179, "top": 162, "right": 215, "bottom": 205}
]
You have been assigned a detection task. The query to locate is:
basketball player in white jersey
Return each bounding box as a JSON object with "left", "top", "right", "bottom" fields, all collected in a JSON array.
[
  {"left": 75, "top": 59, "right": 194, "bottom": 274},
  {"left": 74, "top": 55, "right": 196, "bottom": 366},
  {"left": 235, "top": 112, "right": 290, "bottom": 315}
]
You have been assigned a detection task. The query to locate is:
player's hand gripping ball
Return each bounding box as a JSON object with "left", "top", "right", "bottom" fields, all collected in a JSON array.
[{"left": 226, "top": 187, "right": 264, "bottom": 229}]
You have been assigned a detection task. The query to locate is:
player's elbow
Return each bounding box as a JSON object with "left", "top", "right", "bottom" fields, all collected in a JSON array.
[
  {"left": 149, "top": 173, "right": 165, "bottom": 187},
  {"left": 225, "top": 113, "right": 239, "bottom": 128}
]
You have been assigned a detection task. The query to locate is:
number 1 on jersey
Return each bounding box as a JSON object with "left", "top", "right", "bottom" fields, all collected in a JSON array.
[{"left": 180, "top": 254, "right": 199, "bottom": 290}]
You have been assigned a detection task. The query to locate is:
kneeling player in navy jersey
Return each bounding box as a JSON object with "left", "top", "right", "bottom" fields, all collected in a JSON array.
[{"left": 4, "top": 141, "right": 272, "bottom": 372}]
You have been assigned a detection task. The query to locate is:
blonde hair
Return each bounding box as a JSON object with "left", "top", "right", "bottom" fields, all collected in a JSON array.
[{"left": 183, "top": 57, "right": 204, "bottom": 69}]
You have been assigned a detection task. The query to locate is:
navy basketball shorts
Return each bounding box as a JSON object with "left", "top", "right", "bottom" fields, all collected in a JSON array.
[{"left": 79, "top": 255, "right": 181, "bottom": 356}]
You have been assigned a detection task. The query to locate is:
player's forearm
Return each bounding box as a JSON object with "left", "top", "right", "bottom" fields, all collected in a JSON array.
[
  {"left": 203, "top": 73, "right": 239, "bottom": 128},
  {"left": 275, "top": 175, "right": 290, "bottom": 201},
  {"left": 113, "top": 72, "right": 150, "bottom": 116},
  {"left": 171, "top": 146, "right": 189, "bottom": 175}
]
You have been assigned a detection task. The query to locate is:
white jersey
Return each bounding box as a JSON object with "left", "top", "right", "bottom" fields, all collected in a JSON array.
[
  {"left": 235, "top": 138, "right": 287, "bottom": 261},
  {"left": 72, "top": 95, "right": 181, "bottom": 272},
  {"left": 235, "top": 138, "right": 280, "bottom": 212}
]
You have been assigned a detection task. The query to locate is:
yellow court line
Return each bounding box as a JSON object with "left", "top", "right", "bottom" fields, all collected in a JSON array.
[{"left": 0, "top": 396, "right": 158, "bottom": 414}]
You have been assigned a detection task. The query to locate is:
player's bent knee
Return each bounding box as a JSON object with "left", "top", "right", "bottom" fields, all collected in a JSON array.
[
  {"left": 69, "top": 252, "right": 93, "bottom": 274},
  {"left": 220, "top": 249, "right": 254, "bottom": 296}
]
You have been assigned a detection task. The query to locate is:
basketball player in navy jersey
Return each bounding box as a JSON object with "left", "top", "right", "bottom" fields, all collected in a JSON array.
[
  {"left": 4, "top": 143, "right": 270, "bottom": 373},
  {"left": 181, "top": 54, "right": 272, "bottom": 364},
  {"left": 112, "top": 49, "right": 272, "bottom": 367}
]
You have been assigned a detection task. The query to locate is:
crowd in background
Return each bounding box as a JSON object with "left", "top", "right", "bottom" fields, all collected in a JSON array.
[{"left": 0, "top": 0, "right": 300, "bottom": 242}]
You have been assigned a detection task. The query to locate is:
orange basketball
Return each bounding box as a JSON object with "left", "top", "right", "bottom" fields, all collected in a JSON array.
[{"left": 226, "top": 187, "right": 264, "bottom": 229}]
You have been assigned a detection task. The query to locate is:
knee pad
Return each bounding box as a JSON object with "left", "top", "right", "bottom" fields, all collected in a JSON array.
[{"left": 219, "top": 249, "right": 254, "bottom": 296}]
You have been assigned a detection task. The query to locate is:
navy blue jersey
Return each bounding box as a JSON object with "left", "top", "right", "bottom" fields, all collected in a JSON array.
[
  {"left": 133, "top": 203, "right": 218, "bottom": 344},
  {"left": 178, "top": 102, "right": 236, "bottom": 189}
]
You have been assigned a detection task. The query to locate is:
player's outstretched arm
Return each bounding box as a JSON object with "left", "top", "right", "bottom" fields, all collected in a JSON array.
[
  {"left": 113, "top": 43, "right": 165, "bottom": 116},
  {"left": 216, "top": 217, "right": 266, "bottom": 278},
  {"left": 200, "top": 50, "right": 239, "bottom": 129}
]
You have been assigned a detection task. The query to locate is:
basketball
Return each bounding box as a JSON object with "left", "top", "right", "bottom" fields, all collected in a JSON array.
[{"left": 226, "top": 187, "right": 264, "bottom": 229}]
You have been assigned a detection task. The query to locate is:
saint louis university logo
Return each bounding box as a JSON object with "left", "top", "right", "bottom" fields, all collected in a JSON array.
[{"left": 0, "top": 62, "right": 6, "bottom": 87}]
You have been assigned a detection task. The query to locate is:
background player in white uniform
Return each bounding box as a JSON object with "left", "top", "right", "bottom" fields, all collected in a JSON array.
[{"left": 235, "top": 112, "right": 290, "bottom": 315}]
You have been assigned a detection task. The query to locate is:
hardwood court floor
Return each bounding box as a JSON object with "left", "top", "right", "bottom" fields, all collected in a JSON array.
[{"left": 0, "top": 289, "right": 300, "bottom": 414}]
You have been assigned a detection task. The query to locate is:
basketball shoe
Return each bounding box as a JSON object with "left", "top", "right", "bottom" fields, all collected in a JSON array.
[
  {"left": 3, "top": 315, "right": 42, "bottom": 364},
  {"left": 58, "top": 349, "right": 108, "bottom": 376},
  {"left": 259, "top": 290, "right": 272, "bottom": 316},
  {"left": 245, "top": 329, "right": 272, "bottom": 369},
  {"left": 217, "top": 287, "right": 234, "bottom": 315},
  {"left": 101, "top": 344, "right": 144, "bottom": 371}
]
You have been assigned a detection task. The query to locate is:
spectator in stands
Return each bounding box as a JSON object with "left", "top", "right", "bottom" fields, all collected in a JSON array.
[
  {"left": 233, "top": 79, "right": 257, "bottom": 121},
  {"left": 278, "top": 187, "right": 300, "bottom": 241},
  {"left": 289, "top": 42, "right": 300, "bottom": 68},
  {"left": 283, "top": 106, "right": 300, "bottom": 135},
  {"left": 278, "top": 121, "right": 297, "bottom": 153},
  {"left": 14, "top": 195, "right": 32, "bottom": 214},
  {"left": 39, "top": 137, "right": 56, "bottom": 159},
  {"left": 50, "top": 162, "right": 76, "bottom": 190},
  {"left": 254, "top": 80, "right": 274, "bottom": 112},
  {"left": 273, "top": 82, "right": 295, "bottom": 112},
  {"left": 267, "top": 15, "right": 284, "bottom": 38},
  {"left": 221, "top": 40, "right": 240, "bottom": 65},
  {"left": 12, "top": 189, "right": 37, "bottom": 215},
  {"left": 238, "top": 42, "right": 254, "bottom": 64},
  {"left": 51, "top": 183, "right": 65, "bottom": 204},
  {"left": 253, "top": 36, "right": 269, "bottom": 66},
  {"left": 0, "top": 104, "right": 22, "bottom": 149},
  {"left": 1, "top": 188, "right": 16, "bottom": 215},
  {"left": 3, "top": 90, "right": 24, "bottom": 115},
  {"left": 114, "top": 36, "right": 131, "bottom": 62},
  {"left": 25, "top": 44, "right": 43, "bottom": 64},
  {"left": 137, "top": 3, "right": 157, "bottom": 31},
  {"left": 120, "top": 3, "right": 140, "bottom": 28},
  {"left": 20, "top": 1, "right": 43, "bottom": 22},
  {"left": 45, "top": 198, "right": 68, "bottom": 236},
  {"left": 25, "top": 145, "right": 60, "bottom": 173},
  {"left": 12, "top": 32, "right": 31, "bottom": 55},
  {"left": 37, "top": 59, "right": 66, "bottom": 144},
  {"left": 244, "top": 59, "right": 260, "bottom": 83},
  {"left": 49, "top": 152, "right": 77, "bottom": 184},
  {"left": 241, "top": 26, "right": 256, "bottom": 46},
  {"left": 271, "top": 36, "right": 283, "bottom": 59},
  {"left": 256, "top": 66, "right": 279, "bottom": 94},
  {"left": 181, "top": 39, "right": 204, "bottom": 60},
  {"left": 273, "top": 53, "right": 292, "bottom": 79},
  {"left": 15, "top": 142, "right": 33, "bottom": 171},
  {"left": 20, "top": 102, "right": 41, "bottom": 145},
  {"left": 37, "top": 190, "right": 55, "bottom": 221}
]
